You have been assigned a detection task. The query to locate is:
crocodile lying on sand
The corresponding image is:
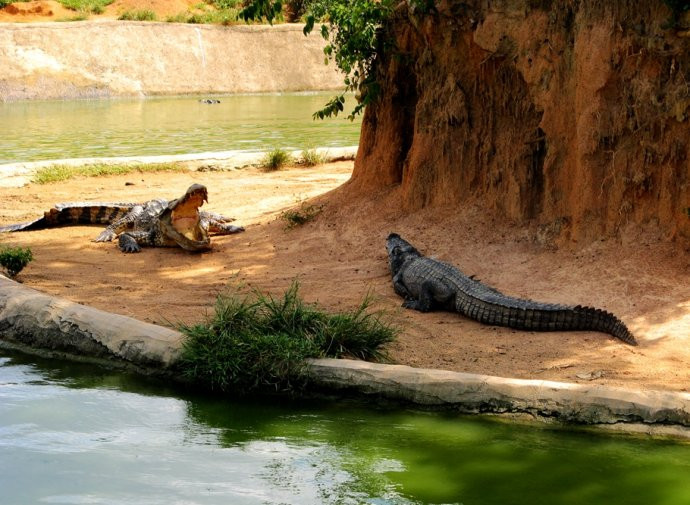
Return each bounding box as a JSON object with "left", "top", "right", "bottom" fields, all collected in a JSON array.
[
  {"left": 0, "top": 184, "right": 244, "bottom": 253},
  {"left": 386, "top": 233, "right": 636, "bottom": 345}
]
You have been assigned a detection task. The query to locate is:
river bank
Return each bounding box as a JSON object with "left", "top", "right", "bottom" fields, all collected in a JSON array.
[
  {"left": 0, "top": 159, "right": 689, "bottom": 434},
  {"left": 2, "top": 270, "right": 689, "bottom": 436}
]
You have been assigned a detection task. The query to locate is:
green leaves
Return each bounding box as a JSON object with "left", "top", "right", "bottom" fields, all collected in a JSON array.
[
  {"left": 239, "top": 0, "right": 282, "bottom": 24},
  {"left": 312, "top": 94, "right": 345, "bottom": 120},
  {"left": 243, "top": 0, "right": 395, "bottom": 119}
]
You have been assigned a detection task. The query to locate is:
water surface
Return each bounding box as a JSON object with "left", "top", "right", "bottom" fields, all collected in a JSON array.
[
  {"left": 0, "top": 93, "right": 361, "bottom": 165},
  {"left": 1, "top": 350, "right": 689, "bottom": 505}
]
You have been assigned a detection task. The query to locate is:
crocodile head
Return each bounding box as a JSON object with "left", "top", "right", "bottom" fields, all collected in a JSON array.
[
  {"left": 386, "top": 233, "right": 421, "bottom": 274},
  {"left": 160, "top": 184, "right": 212, "bottom": 252}
]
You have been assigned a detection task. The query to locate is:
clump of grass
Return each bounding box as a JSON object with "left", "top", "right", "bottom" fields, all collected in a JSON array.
[
  {"left": 0, "top": 246, "right": 33, "bottom": 278},
  {"left": 118, "top": 9, "right": 157, "bottom": 21},
  {"left": 58, "top": 0, "right": 113, "bottom": 14},
  {"left": 165, "top": 8, "right": 239, "bottom": 24},
  {"left": 56, "top": 13, "right": 89, "bottom": 21},
  {"left": 261, "top": 148, "right": 293, "bottom": 171},
  {"left": 299, "top": 148, "right": 326, "bottom": 167},
  {"left": 280, "top": 201, "right": 323, "bottom": 229},
  {"left": 176, "top": 282, "right": 398, "bottom": 393},
  {"left": 32, "top": 162, "right": 188, "bottom": 184}
]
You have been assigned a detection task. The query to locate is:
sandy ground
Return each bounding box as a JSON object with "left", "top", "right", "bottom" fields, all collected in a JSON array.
[{"left": 0, "top": 163, "right": 689, "bottom": 393}]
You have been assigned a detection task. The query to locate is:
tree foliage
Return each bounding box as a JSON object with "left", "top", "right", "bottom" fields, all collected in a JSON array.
[{"left": 240, "top": 0, "right": 394, "bottom": 120}]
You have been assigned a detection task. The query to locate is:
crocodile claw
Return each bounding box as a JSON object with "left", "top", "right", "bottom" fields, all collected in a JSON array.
[
  {"left": 95, "top": 230, "right": 117, "bottom": 242},
  {"left": 118, "top": 234, "right": 141, "bottom": 253}
]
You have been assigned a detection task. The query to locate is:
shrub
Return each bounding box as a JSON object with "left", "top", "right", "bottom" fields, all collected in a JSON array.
[
  {"left": 176, "top": 282, "right": 398, "bottom": 393},
  {"left": 261, "top": 148, "right": 293, "bottom": 171},
  {"left": 0, "top": 246, "right": 33, "bottom": 278}
]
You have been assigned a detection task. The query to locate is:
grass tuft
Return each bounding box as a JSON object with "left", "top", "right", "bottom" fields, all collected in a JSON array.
[
  {"left": 118, "top": 9, "right": 157, "bottom": 20},
  {"left": 299, "top": 148, "right": 326, "bottom": 167},
  {"left": 176, "top": 281, "right": 398, "bottom": 393},
  {"left": 261, "top": 148, "right": 293, "bottom": 171},
  {"left": 280, "top": 201, "right": 323, "bottom": 229},
  {"left": 32, "top": 162, "right": 188, "bottom": 184},
  {"left": 0, "top": 246, "right": 33, "bottom": 278},
  {"left": 165, "top": 8, "right": 240, "bottom": 24},
  {"left": 57, "top": 0, "right": 113, "bottom": 13}
]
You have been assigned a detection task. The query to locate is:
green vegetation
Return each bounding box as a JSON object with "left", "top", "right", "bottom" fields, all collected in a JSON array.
[
  {"left": 56, "top": 13, "right": 89, "bottom": 21},
  {"left": 32, "top": 162, "right": 188, "bottom": 184},
  {"left": 280, "top": 200, "right": 323, "bottom": 228},
  {"left": 57, "top": 0, "right": 114, "bottom": 14},
  {"left": 0, "top": 0, "right": 12, "bottom": 7},
  {"left": 208, "top": 0, "right": 240, "bottom": 9},
  {"left": 0, "top": 246, "right": 33, "bottom": 278},
  {"left": 165, "top": 0, "right": 241, "bottom": 24},
  {"left": 299, "top": 148, "right": 326, "bottom": 167},
  {"left": 118, "top": 9, "right": 157, "bottom": 21},
  {"left": 177, "top": 282, "right": 397, "bottom": 393},
  {"left": 166, "top": 9, "right": 240, "bottom": 25},
  {"left": 261, "top": 148, "right": 293, "bottom": 171},
  {"left": 241, "top": 0, "right": 396, "bottom": 120}
]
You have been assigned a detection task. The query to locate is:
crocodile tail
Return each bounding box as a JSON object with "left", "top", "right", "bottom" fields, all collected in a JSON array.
[
  {"left": 459, "top": 296, "right": 637, "bottom": 345},
  {"left": 514, "top": 304, "right": 637, "bottom": 345},
  {"left": 571, "top": 305, "right": 637, "bottom": 346},
  {"left": 0, "top": 204, "right": 136, "bottom": 233}
]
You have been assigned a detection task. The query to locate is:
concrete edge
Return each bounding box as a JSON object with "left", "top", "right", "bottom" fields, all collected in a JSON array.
[
  {"left": 0, "top": 275, "right": 689, "bottom": 435},
  {"left": 0, "top": 146, "right": 359, "bottom": 188}
]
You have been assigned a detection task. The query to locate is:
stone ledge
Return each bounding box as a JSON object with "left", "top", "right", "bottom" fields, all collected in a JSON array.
[
  {"left": 0, "top": 276, "right": 182, "bottom": 368},
  {"left": 305, "top": 359, "right": 690, "bottom": 428},
  {"left": 0, "top": 275, "right": 689, "bottom": 433}
]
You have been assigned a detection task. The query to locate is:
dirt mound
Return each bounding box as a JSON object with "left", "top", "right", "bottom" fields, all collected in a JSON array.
[
  {"left": 0, "top": 1, "right": 72, "bottom": 21},
  {"left": 0, "top": 166, "right": 688, "bottom": 393},
  {"left": 0, "top": 0, "right": 201, "bottom": 22}
]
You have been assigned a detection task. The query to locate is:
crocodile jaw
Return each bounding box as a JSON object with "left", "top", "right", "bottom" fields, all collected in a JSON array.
[{"left": 162, "top": 184, "right": 211, "bottom": 251}]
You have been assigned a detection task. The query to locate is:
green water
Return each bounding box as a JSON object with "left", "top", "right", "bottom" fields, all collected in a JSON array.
[
  {"left": 1, "top": 350, "right": 690, "bottom": 505},
  {"left": 0, "top": 93, "right": 361, "bottom": 165}
]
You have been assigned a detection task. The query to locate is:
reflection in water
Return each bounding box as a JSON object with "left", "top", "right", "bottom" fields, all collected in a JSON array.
[
  {"left": 1, "top": 350, "right": 690, "bottom": 505},
  {"left": 0, "top": 93, "right": 362, "bottom": 164}
]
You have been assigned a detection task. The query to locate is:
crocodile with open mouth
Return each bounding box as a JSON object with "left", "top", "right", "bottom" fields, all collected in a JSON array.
[{"left": 0, "top": 184, "right": 244, "bottom": 253}]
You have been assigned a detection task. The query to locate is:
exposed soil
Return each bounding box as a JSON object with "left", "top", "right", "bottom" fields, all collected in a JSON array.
[
  {"left": 1, "top": 165, "right": 688, "bottom": 393},
  {"left": 0, "top": 0, "right": 203, "bottom": 22}
]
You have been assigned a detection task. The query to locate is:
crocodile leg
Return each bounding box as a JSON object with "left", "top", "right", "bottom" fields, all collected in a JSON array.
[
  {"left": 95, "top": 206, "right": 144, "bottom": 242},
  {"left": 117, "top": 230, "right": 156, "bottom": 253},
  {"left": 402, "top": 280, "right": 455, "bottom": 312},
  {"left": 202, "top": 214, "right": 245, "bottom": 235},
  {"left": 392, "top": 272, "right": 412, "bottom": 299}
]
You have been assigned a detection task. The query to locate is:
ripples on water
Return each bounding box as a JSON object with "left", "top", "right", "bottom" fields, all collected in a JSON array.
[
  {"left": 1, "top": 351, "right": 690, "bottom": 505},
  {"left": 0, "top": 93, "right": 362, "bottom": 164}
]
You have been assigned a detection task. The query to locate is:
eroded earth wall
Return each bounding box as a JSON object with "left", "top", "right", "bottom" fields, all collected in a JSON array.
[
  {"left": 0, "top": 21, "right": 343, "bottom": 100},
  {"left": 352, "top": 0, "right": 690, "bottom": 244}
]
